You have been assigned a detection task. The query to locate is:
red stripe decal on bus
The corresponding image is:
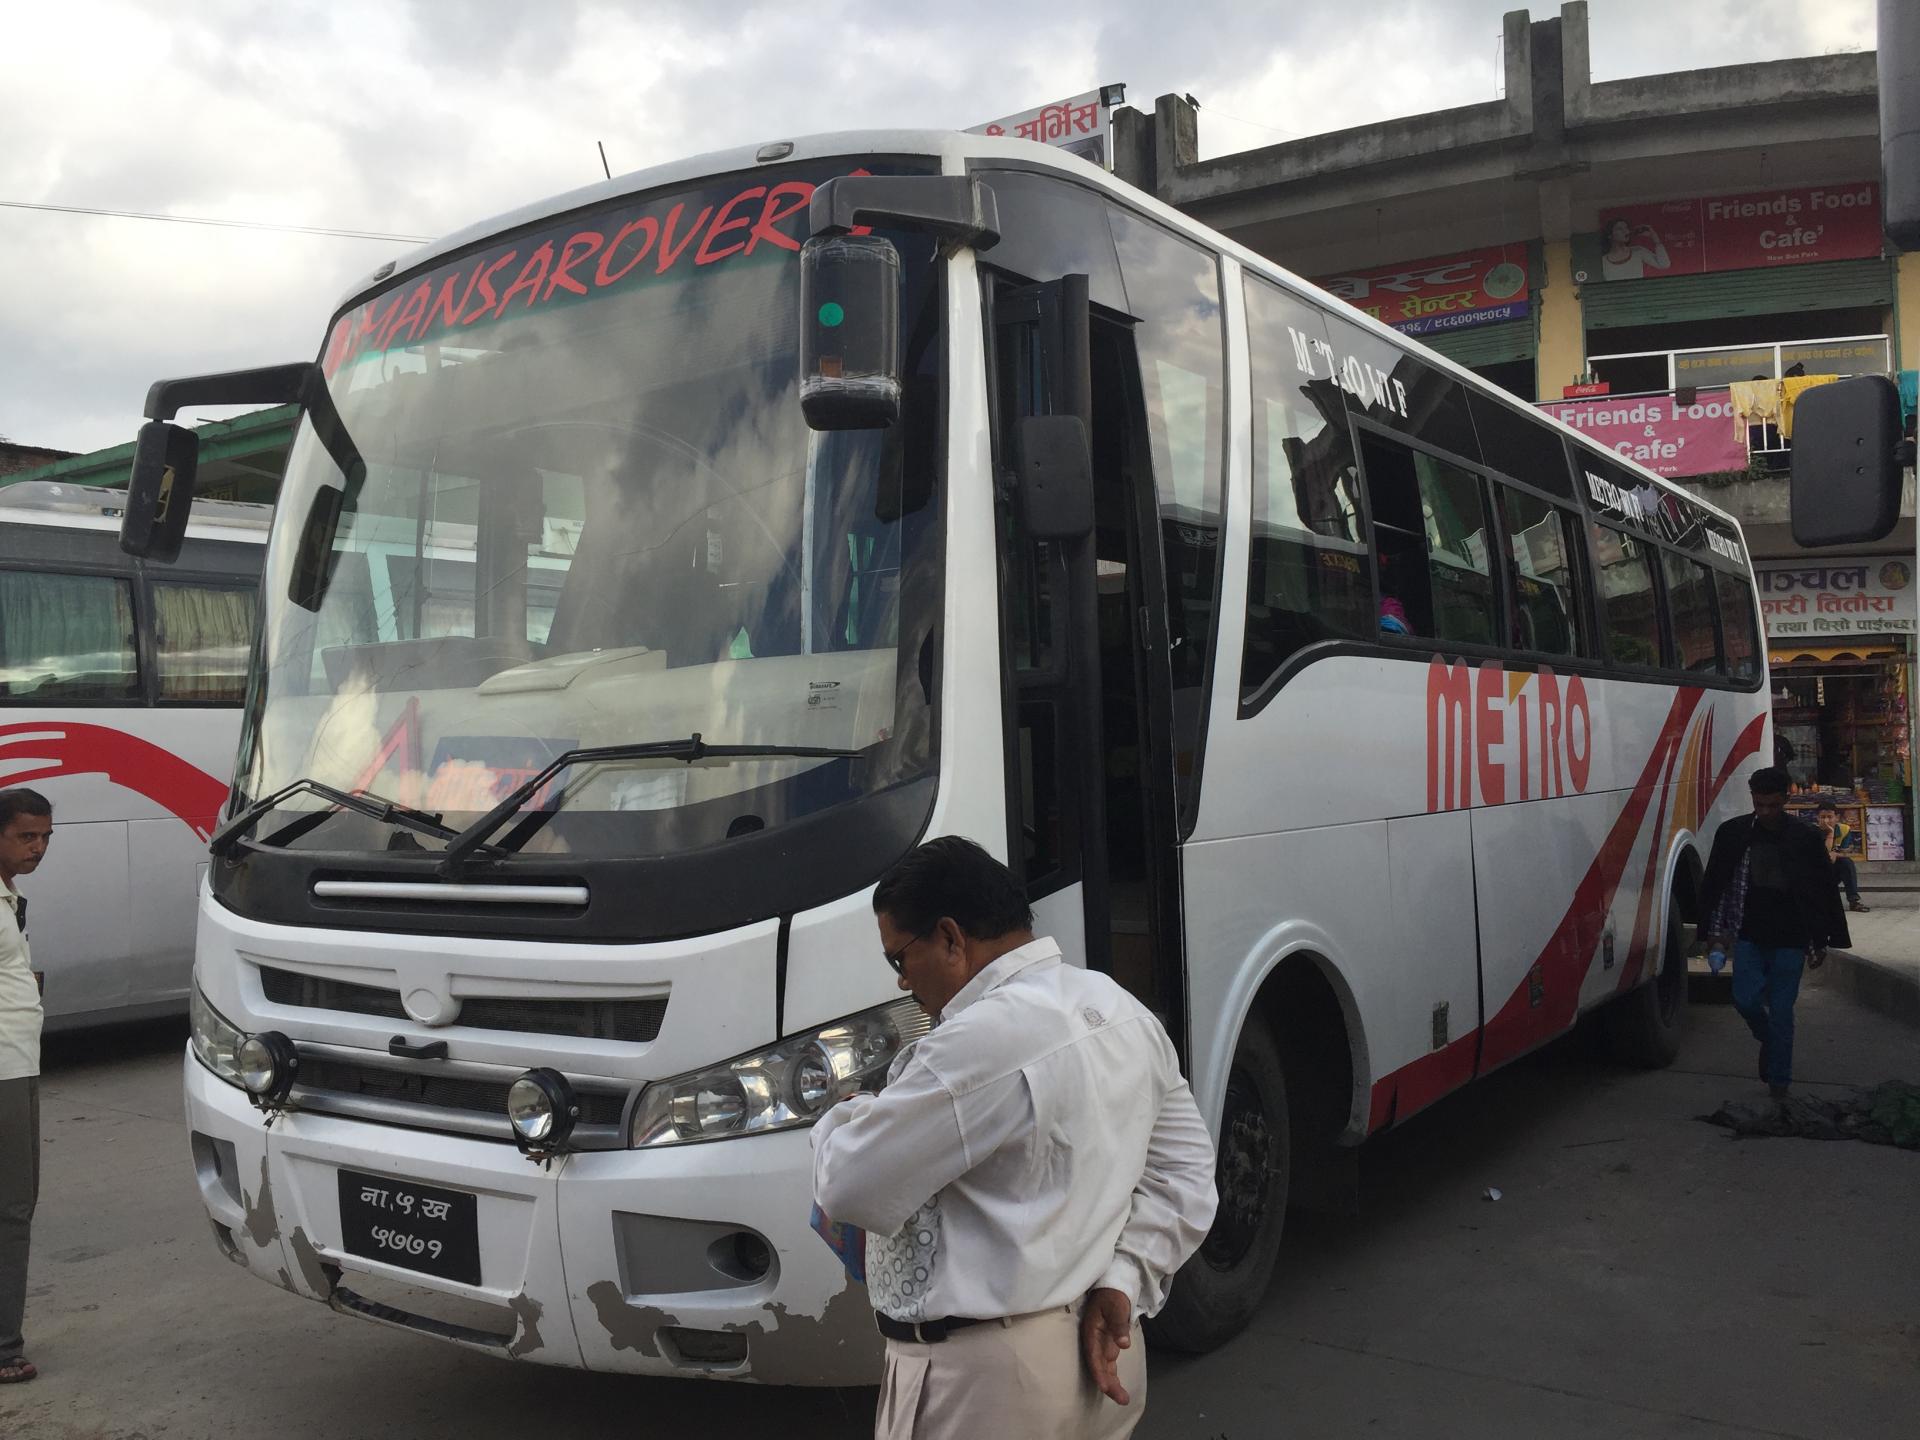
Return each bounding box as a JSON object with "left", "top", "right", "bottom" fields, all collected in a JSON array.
[
  {"left": 1368, "top": 695, "right": 1763, "bottom": 1133},
  {"left": 0, "top": 722, "right": 230, "bottom": 840}
]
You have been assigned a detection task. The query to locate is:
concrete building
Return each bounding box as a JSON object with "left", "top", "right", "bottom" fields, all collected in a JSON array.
[
  {"left": 1112, "top": 0, "right": 1917, "bottom": 855},
  {"left": 10, "top": 7, "right": 1914, "bottom": 850},
  {"left": 0, "top": 439, "right": 74, "bottom": 478}
]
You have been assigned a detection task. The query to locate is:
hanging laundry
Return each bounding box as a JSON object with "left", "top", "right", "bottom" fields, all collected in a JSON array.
[
  {"left": 1728, "top": 378, "right": 1782, "bottom": 440},
  {"left": 1897, "top": 369, "right": 1917, "bottom": 426},
  {"left": 1779, "top": 373, "right": 1840, "bottom": 439}
]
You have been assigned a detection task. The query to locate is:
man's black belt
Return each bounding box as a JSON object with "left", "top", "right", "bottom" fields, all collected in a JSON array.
[{"left": 876, "top": 1313, "right": 992, "bottom": 1344}]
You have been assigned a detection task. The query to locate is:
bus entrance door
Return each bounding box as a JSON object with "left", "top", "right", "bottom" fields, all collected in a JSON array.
[{"left": 989, "top": 274, "right": 1184, "bottom": 1033}]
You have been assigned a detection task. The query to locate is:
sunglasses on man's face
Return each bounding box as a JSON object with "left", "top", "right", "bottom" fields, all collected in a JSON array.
[{"left": 883, "top": 929, "right": 933, "bottom": 975}]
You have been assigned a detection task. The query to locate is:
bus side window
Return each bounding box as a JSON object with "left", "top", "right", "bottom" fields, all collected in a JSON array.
[
  {"left": 1661, "top": 552, "right": 1720, "bottom": 674},
  {"left": 1714, "top": 570, "right": 1761, "bottom": 681},
  {"left": 1590, "top": 523, "right": 1664, "bottom": 668},
  {"left": 0, "top": 569, "right": 139, "bottom": 703},
  {"left": 1240, "top": 277, "right": 1371, "bottom": 704},
  {"left": 1359, "top": 434, "right": 1497, "bottom": 647},
  {"left": 153, "top": 583, "right": 259, "bottom": 705},
  {"left": 1468, "top": 392, "right": 1576, "bottom": 500},
  {"left": 1107, "top": 205, "right": 1225, "bottom": 822},
  {"left": 1498, "top": 488, "right": 1587, "bottom": 659}
]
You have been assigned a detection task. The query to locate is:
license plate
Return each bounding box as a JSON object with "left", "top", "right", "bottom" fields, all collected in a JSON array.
[{"left": 337, "top": 1169, "right": 482, "bottom": 1286}]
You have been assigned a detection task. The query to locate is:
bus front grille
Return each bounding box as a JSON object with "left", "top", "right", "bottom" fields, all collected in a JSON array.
[
  {"left": 292, "top": 1054, "right": 631, "bottom": 1141},
  {"left": 259, "top": 967, "right": 669, "bottom": 1043}
]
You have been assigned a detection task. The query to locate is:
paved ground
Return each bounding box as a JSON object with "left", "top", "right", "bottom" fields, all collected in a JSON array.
[
  {"left": 3, "top": 977, "right": 1915, "bottom": 1440},
  {"left": 1823, "top": 884, "right": 1920, "bottom": 1026}
]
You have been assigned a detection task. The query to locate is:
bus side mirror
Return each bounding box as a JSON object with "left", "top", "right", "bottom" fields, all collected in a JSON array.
[
  {"left": 120, "top": 421, "right": 200, "bottom": 562},
  {"left": 1015, "top": 415, "right": 1094, "bottom": 541},
  {"left": 1789, "top": 376, "right": 1907, "bottom": 547},
  {"left": 799, "top": 234, "right": 902, "bottom": 431}
]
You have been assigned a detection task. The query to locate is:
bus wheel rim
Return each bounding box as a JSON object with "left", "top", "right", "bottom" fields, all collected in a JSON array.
[{"left": 1202, "top": 1070, "right": 1273, "bottom": 1271}]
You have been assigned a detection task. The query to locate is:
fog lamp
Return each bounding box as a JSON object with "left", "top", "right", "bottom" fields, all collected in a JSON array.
[
  {"left": 236, "top": 1030, "right": 298, "bottom": 1108},
  {"left": 508, "top": 1067, "right": 578, "bottom": 1158}
]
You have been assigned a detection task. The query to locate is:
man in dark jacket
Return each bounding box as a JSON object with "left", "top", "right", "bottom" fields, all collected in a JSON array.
[{"left": 1699, "top": 766, "right": 1851, "bottom": 1099}]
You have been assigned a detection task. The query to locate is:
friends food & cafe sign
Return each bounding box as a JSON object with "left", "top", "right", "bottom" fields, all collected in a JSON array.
[{"left": 1535, "top": 389, "right": 1750, "bottom": 479}]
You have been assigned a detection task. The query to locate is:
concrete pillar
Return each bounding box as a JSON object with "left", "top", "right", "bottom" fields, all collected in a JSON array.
[
  {"left": 1537, "top": 239, "right": 1585, "bottom": 398},
  {"left": 1153, "top": 94, "right": 1199, "bottom": 198},
  {"left": 1110, "top": 106, "right": 1155, "bottom": 196},
  {"left": 1897, "top": 251, "right": 1920, "bottom": 373}
]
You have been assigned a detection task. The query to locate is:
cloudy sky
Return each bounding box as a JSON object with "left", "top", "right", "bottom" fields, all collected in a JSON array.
[{"left": 0, "top": 0, "right": 1875, "bottom": 455}]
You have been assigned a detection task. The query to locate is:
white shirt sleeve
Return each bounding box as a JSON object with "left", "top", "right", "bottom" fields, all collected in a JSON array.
[
  {"left": 1095, "top": 1067, "right": 1219, "bottom": 1317},
  {"left": 810, "top": 1054, "right": 1030, "bottom": 1238}
]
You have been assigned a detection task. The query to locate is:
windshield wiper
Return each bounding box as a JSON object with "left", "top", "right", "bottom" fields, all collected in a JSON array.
[
  {"left": 209, "top": 778, "right": 461, "bottom": 859},
  {"left": 436, "top": 734, "right": 860, "bottom": 876}
]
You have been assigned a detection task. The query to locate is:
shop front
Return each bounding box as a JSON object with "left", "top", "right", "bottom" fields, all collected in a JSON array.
[
  {"left": 1759, "top": 558, "right": 1917, "bottom": 860},
  {"left": 1574, "top": 181, "right": 1895, "bottom": 440}
]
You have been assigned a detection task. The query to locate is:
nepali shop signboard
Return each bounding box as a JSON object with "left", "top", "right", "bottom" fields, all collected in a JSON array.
[
  {"left": 969, "top": 86, "right": 1121, "bottom": 168},
  {"left": 1535, "top": 389, "right": 1750, "bottom": 478},
  {"left": 1315, "top": 245, "right": 1531, "bottom": 337},
  {"left": 1756, "top": 559, "right": 1917, "bottom": 640},
  {"left": 1575, "top": 182, "right": 1882, "bottom": 283}
]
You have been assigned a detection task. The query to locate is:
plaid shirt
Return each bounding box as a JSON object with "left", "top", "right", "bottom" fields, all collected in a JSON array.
[{"left": 1708, "top": 848, "right": 1749, "bottom": 942}]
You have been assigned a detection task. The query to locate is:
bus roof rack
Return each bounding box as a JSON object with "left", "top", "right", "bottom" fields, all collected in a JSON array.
[{"left": 0, "top": 479, "right": 274, "bottom": 531}]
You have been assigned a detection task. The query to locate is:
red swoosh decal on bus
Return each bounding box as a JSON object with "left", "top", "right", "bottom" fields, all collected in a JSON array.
[
  {"left": 0, "top": 722, "right": 230, "bottom": 840},
  {"left": 1368, "top": 696, "right": 1764, "bottom": 1132}
]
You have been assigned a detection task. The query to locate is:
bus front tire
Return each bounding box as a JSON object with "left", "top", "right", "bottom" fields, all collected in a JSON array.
[
  {"left": 1144, "top": 1022, "right": 1290, "bottom": 1354},
  {"left": 1603, "top": 903, "right": 1687, "bottom": 1068}
]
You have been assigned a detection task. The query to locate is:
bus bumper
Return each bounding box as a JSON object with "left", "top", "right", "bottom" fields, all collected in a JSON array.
[{"left": 183, "top": 1053, "right": 882, "bottom": 1383}]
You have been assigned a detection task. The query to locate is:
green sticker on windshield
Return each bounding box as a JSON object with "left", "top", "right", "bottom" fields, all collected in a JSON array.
[{"left": 818, "top": 301, "right": 846, "bottom": 328}]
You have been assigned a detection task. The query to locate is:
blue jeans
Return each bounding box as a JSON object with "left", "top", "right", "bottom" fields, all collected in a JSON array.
[
  {"left": 1833, "top": 855, "right": 1861, "bottom": 903},
  {"left": 1732, "top": 942, "right": 1805, "bottom": 1087}
]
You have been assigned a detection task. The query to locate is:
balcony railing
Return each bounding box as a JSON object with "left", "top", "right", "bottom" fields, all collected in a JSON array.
[{"left": 1588, "top": 334, "right": 1892, "bottom": 394}]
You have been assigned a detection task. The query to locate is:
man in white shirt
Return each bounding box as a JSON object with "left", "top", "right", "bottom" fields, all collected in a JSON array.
[
  {"left": 0, "top": 788, "right": 53, "bottom": 1386},
  {"left": 812, "top": 836, "right": 1217, "bottom": 1440}
]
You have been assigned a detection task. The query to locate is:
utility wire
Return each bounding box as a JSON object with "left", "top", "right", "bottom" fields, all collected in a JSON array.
[{"left": 0, "top": 198, "right": 428, "bottom": 244}]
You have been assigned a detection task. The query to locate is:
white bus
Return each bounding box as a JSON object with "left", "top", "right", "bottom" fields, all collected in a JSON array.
[
  {"left": 0, "top": 481, "right": 266, "bottom": 1030},
  {"left": 134, "top": 131, "right": 1773, "bottom": 1381}
]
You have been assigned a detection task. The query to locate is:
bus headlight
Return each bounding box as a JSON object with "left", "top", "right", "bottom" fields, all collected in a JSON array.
[
  {"left": 629, "top": 999, "right": 930, "bottom": 1147},
  {"left": 507, "top": 1068, "right": 579, "bottom": 1156},
  {"left": 236, "top": 1031, "right": 299, "bottom": 1107},
  {"left": 190, "top": 987, "right": 247, "bottom": 1090}
]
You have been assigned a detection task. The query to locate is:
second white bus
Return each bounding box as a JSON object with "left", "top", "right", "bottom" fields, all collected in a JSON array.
[{"left": 0, "top": 481, "right": 265, "bottom": 1031}]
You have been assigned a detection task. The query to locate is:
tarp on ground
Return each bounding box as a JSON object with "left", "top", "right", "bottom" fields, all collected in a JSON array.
[{"left": 1699, "top": 1081, "right": 1920, "bottom": 1148}]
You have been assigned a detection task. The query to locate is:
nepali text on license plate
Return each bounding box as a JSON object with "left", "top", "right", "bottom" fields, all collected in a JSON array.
[{"left": 336, "top": 1168, "right": 482, "bottom": 1286}]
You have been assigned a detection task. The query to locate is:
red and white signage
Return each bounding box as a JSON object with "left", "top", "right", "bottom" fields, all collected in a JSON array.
[
  {"left": 1580, "top": 183, "right": 1882, "bottom": 282},
  {"left": 969, "top": 87, "right": 1119, "bottom": 167},
  {"left": 1315, "top": 244, "right": 1530, "bottom": 336},
  {"left": 1536, "top": 388, "right": 1751, "bottom": 478}
]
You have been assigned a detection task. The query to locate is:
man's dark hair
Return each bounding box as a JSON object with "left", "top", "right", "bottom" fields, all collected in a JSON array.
[
  {"left": 0, "top": 789, "right": 52, "bottom": 829},
  {"left": 1816, "top": 798, "right": 1839, "bottom": 813},
  {"left": 873, "top": 836, "right": 1033, "bottom": 940},
  {"left": 1748, "top": 766, "right": 1792, "bottom": 796}
]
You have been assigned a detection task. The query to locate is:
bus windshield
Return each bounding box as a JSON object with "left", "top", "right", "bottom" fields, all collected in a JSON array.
[{"left": 240, "top": 161, "right": 943, "bottom": 859}]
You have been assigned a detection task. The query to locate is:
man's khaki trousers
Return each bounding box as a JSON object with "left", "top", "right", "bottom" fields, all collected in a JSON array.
[{"left": 873, "top": 1304, "right": 1147, "bottom": 1440}]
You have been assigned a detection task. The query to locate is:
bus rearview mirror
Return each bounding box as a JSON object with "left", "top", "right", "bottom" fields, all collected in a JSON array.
[
  {"left": 799, "top": 233, "right": 902, "bottom": 431},
  {"left": 1788, "top": 376, "right": 1906, "bottom": 548},
  {"left": 120, "top": 421, "right": 200, "bottom": 562},
  {"left": 1015, "top": 414, "right": 1094, "bottom": 541}
]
